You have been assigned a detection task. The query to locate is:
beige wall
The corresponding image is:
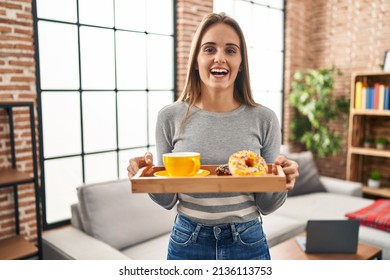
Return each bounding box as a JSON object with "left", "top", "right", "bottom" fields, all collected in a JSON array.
[{"left": 1, "top": 0, "right": 390, "bottom": 242}]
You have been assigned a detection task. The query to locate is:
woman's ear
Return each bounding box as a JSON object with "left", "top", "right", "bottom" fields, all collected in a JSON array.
[{"left": 195, "top": 62, "right": 199, "bottom": 70}]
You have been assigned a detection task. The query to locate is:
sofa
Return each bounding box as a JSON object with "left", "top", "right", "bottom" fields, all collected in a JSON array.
[
  {"left": 42, "top": 150, "right": 390, "bottom": 260},
  {"left": 42, "top": 179, "right": 176, "bottom": 260}
]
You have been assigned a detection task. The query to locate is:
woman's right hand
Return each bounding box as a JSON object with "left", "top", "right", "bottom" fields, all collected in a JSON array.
[{"left": 127, "top": 152, "right": 154, "bottom": 179}]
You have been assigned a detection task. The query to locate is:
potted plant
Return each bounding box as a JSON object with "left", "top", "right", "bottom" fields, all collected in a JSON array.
[
  {"left": 368, "top": 170, "right": 381, "bottom": 188},
  {"left": 289, "top": 66, "right": 350, "bottom": 157},
  {"left": 375, "top": 137, "right": 388, "bottom": 149},
  {"left": 363, "top": 136, "right": 374, "bottom": 148}
]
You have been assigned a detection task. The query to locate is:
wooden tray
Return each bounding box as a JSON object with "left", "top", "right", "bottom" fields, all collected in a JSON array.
[{"left": 131, "top": 164, "right": 286, "bottom": 193}]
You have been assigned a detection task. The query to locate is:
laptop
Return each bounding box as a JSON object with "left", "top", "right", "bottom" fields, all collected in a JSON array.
[{"left": 295, "top": 220, "right": 360, "bottom": 253}]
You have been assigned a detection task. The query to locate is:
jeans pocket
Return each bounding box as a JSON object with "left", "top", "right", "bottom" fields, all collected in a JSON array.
[
  {"left": 237, "top": 221, "right": 266, "bottom": 247},
  {"left": 169, "top": 224, "right": 194, "bottom": 246}
]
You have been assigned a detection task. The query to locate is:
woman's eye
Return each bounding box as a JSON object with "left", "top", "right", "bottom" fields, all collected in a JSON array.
[
  {"left": 226, "top": 48, "right": 237, "bottom": 54},
  {"left": 204, "top": 47, "right": 215, "bottom": 53}
]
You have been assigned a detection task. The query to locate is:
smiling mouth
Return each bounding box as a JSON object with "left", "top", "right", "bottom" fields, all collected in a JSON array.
[{"left": 210, "top": 68, "right": 229, "bottom": 77}]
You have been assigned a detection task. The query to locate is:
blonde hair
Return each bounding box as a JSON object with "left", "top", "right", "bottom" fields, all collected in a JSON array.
[{"left": 177, "top": 12, "right": 257, "bottom": 129}]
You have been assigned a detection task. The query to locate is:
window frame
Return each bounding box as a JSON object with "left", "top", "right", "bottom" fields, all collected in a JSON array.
[
  {"left": 32, "top": 0, "right": 177, "bottom": 229},
  {"left": 213, "top": 0, "right": 286, "bottom": 132}
]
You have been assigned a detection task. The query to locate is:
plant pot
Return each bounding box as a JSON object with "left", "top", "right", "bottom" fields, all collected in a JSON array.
[
  {"left": 368, "top": 179, "right": 380, "bottom": 188},
  {"left": 364, "top": 142, "right": 372, "bottom": 148},
  {"left": 376, "top": 144, "right": 386, "bottom": 150}
]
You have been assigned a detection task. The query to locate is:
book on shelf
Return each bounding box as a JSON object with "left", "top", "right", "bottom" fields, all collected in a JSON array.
[
  {"left": 365, "top": 86, "right": 374, "bottom": 109},
  {"left": 385, "top": 87, "right": 390, "bottom": 110},
  {"left": 354, "top": 81, "right": 390, "bottom": 110},
  {"left": 374, "top": 83, "right": 380, "bottom": 110},
  {"left": 354, "top": 81, "right": 363, "bottom": 109},
  {"left": 378, "top": 84, "right": 385, "bottom": 110},
  {"left": 361, "top": 86, "right": 366, "bottom": 110}
]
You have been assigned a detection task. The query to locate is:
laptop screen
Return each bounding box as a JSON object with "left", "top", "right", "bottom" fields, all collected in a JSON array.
[{"left": 300, "top": 220, "right": 360, "bottom": 253}]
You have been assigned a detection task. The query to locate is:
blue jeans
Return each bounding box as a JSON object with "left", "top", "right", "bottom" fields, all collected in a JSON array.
[{"left": 167, "top": 214, "right": 270, "bottom": 260}]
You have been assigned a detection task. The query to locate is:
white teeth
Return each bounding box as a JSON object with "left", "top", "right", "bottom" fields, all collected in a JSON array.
[{"left": 210, "top": 69, "right": 228, "bottom": 74}]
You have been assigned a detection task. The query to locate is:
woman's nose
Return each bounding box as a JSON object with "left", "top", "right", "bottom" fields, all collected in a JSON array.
[{"left": 214, "top": 51, "right": 226, "bottom": 63}]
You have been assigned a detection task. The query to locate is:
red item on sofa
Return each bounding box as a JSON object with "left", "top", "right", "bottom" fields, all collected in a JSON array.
[{"left": 345, "top": 199, "right": 390, "bottom": 232}]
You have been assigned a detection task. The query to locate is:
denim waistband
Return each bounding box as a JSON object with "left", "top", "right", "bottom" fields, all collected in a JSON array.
[{"left": 174, "top": 214, "right": 261, "bottom": 240}]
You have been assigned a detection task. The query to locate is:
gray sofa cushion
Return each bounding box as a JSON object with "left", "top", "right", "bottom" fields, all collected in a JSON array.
[
  {"left": 121, "top": 233, "right": 171, "bottom": 260},
  {"left": 262, "top": 214, "right": 306, "bottom": 247},
  {"left": 275, "top": 192, "right": 374, "bottom": 221},
  {"left": 284, "top": 151, "right": 326, "bottom": 196},
  {"left": 43, "top": 226, "right": 130, "bottom": 260},
  {"left": 77, "top": 179, "right": 176, "bottom": 250}
]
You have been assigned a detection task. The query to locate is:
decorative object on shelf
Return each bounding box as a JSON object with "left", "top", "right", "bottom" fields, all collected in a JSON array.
[
  {"left": 289, "top": 66, "right": 350, "bottom": 157},
  {"left": 384, "top": 49, "right": 390, "bottom": 72},
  {"left": 375, "top": 137, "right": 388, "bottom": 149},
  {"left": 363, "top": 136, "right": 374, "bottom": 148},
  {"left": 368, "top": 170, "right": 381, "bottom": 188}
]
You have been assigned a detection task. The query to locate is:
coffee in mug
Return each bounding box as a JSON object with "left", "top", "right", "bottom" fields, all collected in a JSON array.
[{"left": 163, "top": 152, "right": 200, "bottom": 177}]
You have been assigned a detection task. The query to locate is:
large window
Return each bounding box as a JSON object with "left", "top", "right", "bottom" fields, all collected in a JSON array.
[
  {"left": 214, "top": 0, "right": 285, "bottom": 124},
  {"left": 34, "top": 0, "right": 175, "bottom": 227}
]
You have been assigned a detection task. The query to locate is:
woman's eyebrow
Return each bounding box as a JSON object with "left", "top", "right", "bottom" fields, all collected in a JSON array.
[
  {"left": 226, "top": 43, "right": 240, "bottom": 49},
  {"left": 201, "top": 42, "right": 240, "bottom": 49}
]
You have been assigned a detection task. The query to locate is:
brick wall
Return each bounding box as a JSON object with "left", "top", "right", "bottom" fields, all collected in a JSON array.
[
  {"left": 283, "top": 0, "right": 314, "bottom": 147},
  {"left": 284, "top": 0, "right": 390, "bottom": 178},
  {"left": 176, "top": 0, "right": 212, "bottom": 94},
  {"left": 0, "top": 0, "right": 38, "bottom": 243},
  {"left": 1, "top": 0, "right": 390, "bottom": 242}
]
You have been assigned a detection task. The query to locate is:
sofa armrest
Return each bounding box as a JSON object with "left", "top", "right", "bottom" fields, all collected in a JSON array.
[
  {"left": 319, "top": 176, "right": 363, "bottom": 197},
  {"left": 42, "top": 226, "right": 131, "bottom": 260},
  {"left": 70, "top": 203, "right": 84, "bottom": 231}
]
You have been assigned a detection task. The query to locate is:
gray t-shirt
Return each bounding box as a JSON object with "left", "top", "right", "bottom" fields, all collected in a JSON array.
[{"left": 149, "top": 101, "right": 286, "bottom": 225}]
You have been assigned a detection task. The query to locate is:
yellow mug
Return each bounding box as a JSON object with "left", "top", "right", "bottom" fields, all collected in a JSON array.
[{"left": 163, "top": 152, "right": 201, "bottom": 177}]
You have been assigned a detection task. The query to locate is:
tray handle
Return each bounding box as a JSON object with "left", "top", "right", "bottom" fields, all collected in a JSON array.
[
  {"left": 275, "top": 164, "right": 285, "bottom": 176},
  {"left": 133, "top": 166, "right": 155, "bottom": 178}
]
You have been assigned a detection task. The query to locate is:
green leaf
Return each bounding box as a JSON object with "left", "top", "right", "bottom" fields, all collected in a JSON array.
[{"left": 289, "top": 66, "right": 349, "bottom": 157}]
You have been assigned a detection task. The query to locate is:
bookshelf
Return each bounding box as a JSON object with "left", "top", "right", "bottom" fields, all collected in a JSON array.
[
  {"left": 0, "top": 101, "right": 42, "bottom": 259},
  {"left": 346, "top": 72, "right": 390, "bottom": 198}
]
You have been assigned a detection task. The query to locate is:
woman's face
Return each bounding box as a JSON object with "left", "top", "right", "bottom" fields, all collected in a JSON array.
[{"left": 196, "top": 23, "right": 242, "bottom": 94}]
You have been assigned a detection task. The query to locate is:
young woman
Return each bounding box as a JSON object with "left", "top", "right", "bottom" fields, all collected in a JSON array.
[{"left": 128, "top": 12, "right": 299, "bottom": 260}]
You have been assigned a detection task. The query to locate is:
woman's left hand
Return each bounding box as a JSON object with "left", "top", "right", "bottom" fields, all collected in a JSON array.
[{"left": 273, "top": 155, "right": 299, "bottom": 190}]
